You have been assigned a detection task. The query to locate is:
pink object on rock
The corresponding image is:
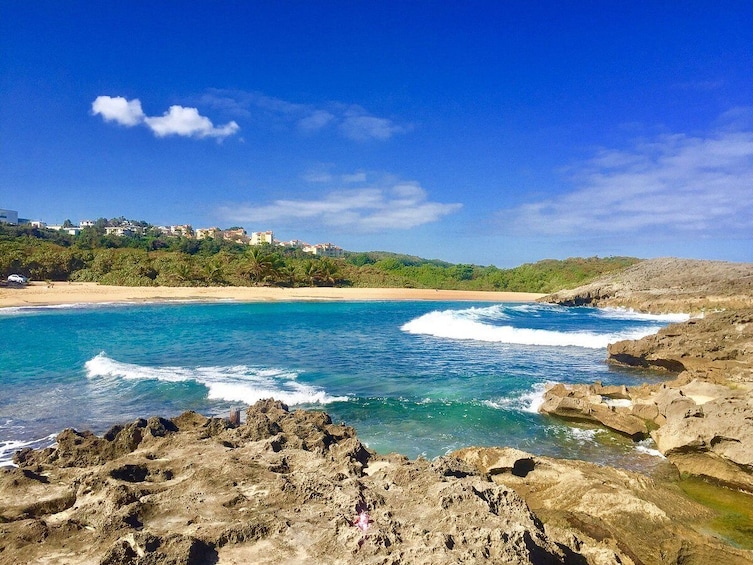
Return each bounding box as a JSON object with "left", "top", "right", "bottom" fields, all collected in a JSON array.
[{"left": 353, "top": 511, "right": 371, "bottom": 532}]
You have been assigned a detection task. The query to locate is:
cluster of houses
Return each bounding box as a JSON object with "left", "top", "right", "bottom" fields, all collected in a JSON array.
[{"left": 0, "top": 208, "right": 345, "bottom": 258}]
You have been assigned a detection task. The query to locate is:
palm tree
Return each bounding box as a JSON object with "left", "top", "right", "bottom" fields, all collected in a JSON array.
[{"left": 241, "top": 247, "right": 281, "bottom": 285}]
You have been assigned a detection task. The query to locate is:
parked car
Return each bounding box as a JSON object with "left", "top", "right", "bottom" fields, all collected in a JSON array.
[{"left": 7, "top": 274, "right": 28, "bottom": 284}]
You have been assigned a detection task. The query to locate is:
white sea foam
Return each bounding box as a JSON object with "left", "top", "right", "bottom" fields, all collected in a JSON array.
[
  {"left": 635, "top": 439, "right": 665, "bottom": 458},
  {"left": 85, "top": 352, "right": 348, "bottom": 406},
  {"left": 597, "top": 308, "right": 691, "bottom": 323},
  {"left": 565, "top": 427, "right": 603, "bottom": 443},
  {"left": 482, "top": 382, "right": 554, "bottom": 413},
  {"left": 401, "top": 310, "right": 658, "bottom": 349},
  {"left": 0, "top": 435, "right": 57, "bottom": 467},
  {"left": 604, "top": 398, "right": 632, "bottom": 408}
]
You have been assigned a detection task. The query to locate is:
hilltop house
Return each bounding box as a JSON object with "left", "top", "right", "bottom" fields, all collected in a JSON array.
[
  {"left": 302, "top": 243, "right": 344, "bottom": 258},
  {"left": 250, "top": 231, "right": 274, "bottom": 245},
  {"left": 195, "top": 227, "right": 221, "bottom": 240}
]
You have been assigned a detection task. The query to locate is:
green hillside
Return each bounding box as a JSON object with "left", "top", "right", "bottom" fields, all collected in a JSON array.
[{"left": 0, "top": 223, "right": 639, "bottom": 293}]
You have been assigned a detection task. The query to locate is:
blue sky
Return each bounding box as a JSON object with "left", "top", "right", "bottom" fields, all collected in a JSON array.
[{"left": 1, "top": 1, "right": 752, "bottom": 267}]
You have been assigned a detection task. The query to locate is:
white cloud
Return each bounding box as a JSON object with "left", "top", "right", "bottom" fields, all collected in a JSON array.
[
  {"left": 341, "top": 171, "right": 367, "bottom": 183},
  {"left": 202, "top": 89, "right": 410, "bottom": 141},
  {"left": 91, "top": 96, "right": 145, "bottom": 126},
  {"left": 144, "top": 105, "right": 239, "bottom": 138},
  {"left": 339, "top": 113, "right": 407, "bottom": 141},
  {"left": 219, "top": 179, "right": 461, "bottom": 232},
  {"left": 297, "top": 110, "right": 335, "bottom": 132},
  {"left": 92, "top": 95, "right": 239, "bottom": 140},
  {"left": 498, "top": 125, "right": 753, "bottom": 240}
]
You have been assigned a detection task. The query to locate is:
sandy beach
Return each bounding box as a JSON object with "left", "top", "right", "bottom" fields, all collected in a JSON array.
[{"left": 0, "top": 281, "right": 545, "bottom": 308}]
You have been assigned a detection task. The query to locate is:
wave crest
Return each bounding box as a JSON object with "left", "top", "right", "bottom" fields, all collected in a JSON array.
[
  {"left": 400, "top": 310, "right": 658, "bottom": 349},
  {"left": 85, "top": 352, "right": 347, "bottom": 406}
]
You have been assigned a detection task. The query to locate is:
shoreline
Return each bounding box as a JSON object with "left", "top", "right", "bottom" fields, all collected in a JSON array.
[{"left": 0, "top": 281, "right": 545, "bottom": 309}]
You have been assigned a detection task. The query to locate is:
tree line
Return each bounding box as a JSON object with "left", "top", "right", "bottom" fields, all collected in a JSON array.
[{"left": 0, "top": 223, "right": 639, "bottom": 292}]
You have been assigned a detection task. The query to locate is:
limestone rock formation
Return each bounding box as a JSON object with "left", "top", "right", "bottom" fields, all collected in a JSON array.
[
  {"left": 539, "top": 382, "right": 651, "bottom": 440},
  {"left": 607, "top": 308, "right": 753, "bottom": 383},
  {"left": 1, "top": 401, "right": 578, "bottom": 565},
  {"left": 541, "top": 258, "right": 753, "bottom": 313},
  {"left": 453, "top": 447, "right": 753, "bottom": 565},
  {"left": 539, "top": 378, "right": 753, "bottom": 493}
]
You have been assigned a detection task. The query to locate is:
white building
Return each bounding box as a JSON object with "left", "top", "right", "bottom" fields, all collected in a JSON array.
[
  {"left": 250, "top": 230, "right": 274, "bottom": 245},
  {"left": 48, "top": 225, "right": 81, "bottom": 236},
  {"left": 302, "top": 243, "right": 344, "bottom": 257},
  {"left": 80, "top": 220, "right": 95, "bottom": 228},
  {"left": 279, "top": 239, "right": 308, "bottom": 248},
  {"left": 170, "top": 225, "right": 194, "bottom": 237},
  {"left": 0, "top": 209, "right": 19, "bottom": 225}
]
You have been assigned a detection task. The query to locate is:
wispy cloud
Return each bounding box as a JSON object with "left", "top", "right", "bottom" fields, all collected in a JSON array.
[
  {"left": 201, "top": 89, "right": 411, "bottom": 141},
  {"left": 497, "top": 120, "right": 753, "bottom": 241},
  {"left": 218, "top": 175, "right": 461, "bottom": 232},
  {"left": 91, "top": 95, "right": 239, "bottom": 139}
]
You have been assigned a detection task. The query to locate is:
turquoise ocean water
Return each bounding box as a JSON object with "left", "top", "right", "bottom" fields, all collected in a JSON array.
[{"left": 0, "top": 300, "right": 688, "bottom": 469}]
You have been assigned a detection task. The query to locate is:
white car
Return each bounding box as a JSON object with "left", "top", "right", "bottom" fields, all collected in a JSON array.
[{"left": 7, "top": 274, "right": 28, "bottom": 284}]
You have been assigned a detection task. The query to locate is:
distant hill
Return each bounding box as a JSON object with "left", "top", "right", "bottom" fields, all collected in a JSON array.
[
  {"left": 541, "top": 257, "right": 753, "bottom": 312},
  {"left": 1, "top": 224, "right": 639, "bottom": 292},
  {"left": 343, "top": 254, "right": 640, "bottom": 293}
]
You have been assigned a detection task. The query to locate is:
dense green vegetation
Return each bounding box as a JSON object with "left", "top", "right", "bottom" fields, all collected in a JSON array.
[{"left": 0, "top": 223, "right": 639, "bottom": 293}]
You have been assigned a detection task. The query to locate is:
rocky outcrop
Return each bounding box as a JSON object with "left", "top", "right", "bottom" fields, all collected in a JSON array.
[
  {"left": 650, "top": 386, "right": 753, "bottom": 492},
  {"left": 607, "top": 308, "right": 753, "bottom": 383},
  {"left": 2, "top": 401, "right": 583, "bottom": 564},
  {"left": 541, "top": 258, "right": 753, "bottom": 313},
  {"left": 539, "top": 382, "right": 652, "bottom": 440},
  {"left": 454, "top": 447, "right": 753, "bottom": 565},
  {"left": 539, "top": 378, "right": 753, "bottom": 493},
  {"left": 538, "top": 259, "right": 753, "bottom": 492}
]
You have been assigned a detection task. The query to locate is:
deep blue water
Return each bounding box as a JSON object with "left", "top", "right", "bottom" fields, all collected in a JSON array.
[{"left": 0, "top": 300, "right": 688, "bottom": 468}]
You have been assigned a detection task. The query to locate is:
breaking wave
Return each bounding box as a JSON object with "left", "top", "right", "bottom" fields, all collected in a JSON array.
[
  {"left": 483, "top": 382, "right": 553, "bottom": 413},
  {"left": 401, "top": 308, "right": 659, "bottom": 349},
  {"left": 0, "top": 434, "right": 57, "bottom": 467},
  {"left": 85, "top": 352, "right": 347, "bottom": 406}
]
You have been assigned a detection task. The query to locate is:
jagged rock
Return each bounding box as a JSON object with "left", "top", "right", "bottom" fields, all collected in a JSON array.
[
  {"left": 0, "top": 402, "right": 576, "bottom": 564},
  {"left": 651, "top": 394, "right": 753, "bottom": 491},
  {"left": 607, "top": 309, "right": 753, "bottom": 383}
]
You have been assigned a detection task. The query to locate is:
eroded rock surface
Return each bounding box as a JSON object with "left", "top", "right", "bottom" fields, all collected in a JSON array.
[
  {"left": 454, "top": 447, "right": 753, "bottom": 565},
  {"left": 607, "top": 308, "right": 753, "bottom": 383},
  {"left": 1, "top": 401, "right": 578, "bottom": 565},
  {"left": 541, "top": 258, "right": 753, "bottom": 313},
  {"left": 538, "top": 259, "right": 753, "bottom": 492},
  {"left": 540, "top": 378, "right": 753, "bottom": 492}
]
